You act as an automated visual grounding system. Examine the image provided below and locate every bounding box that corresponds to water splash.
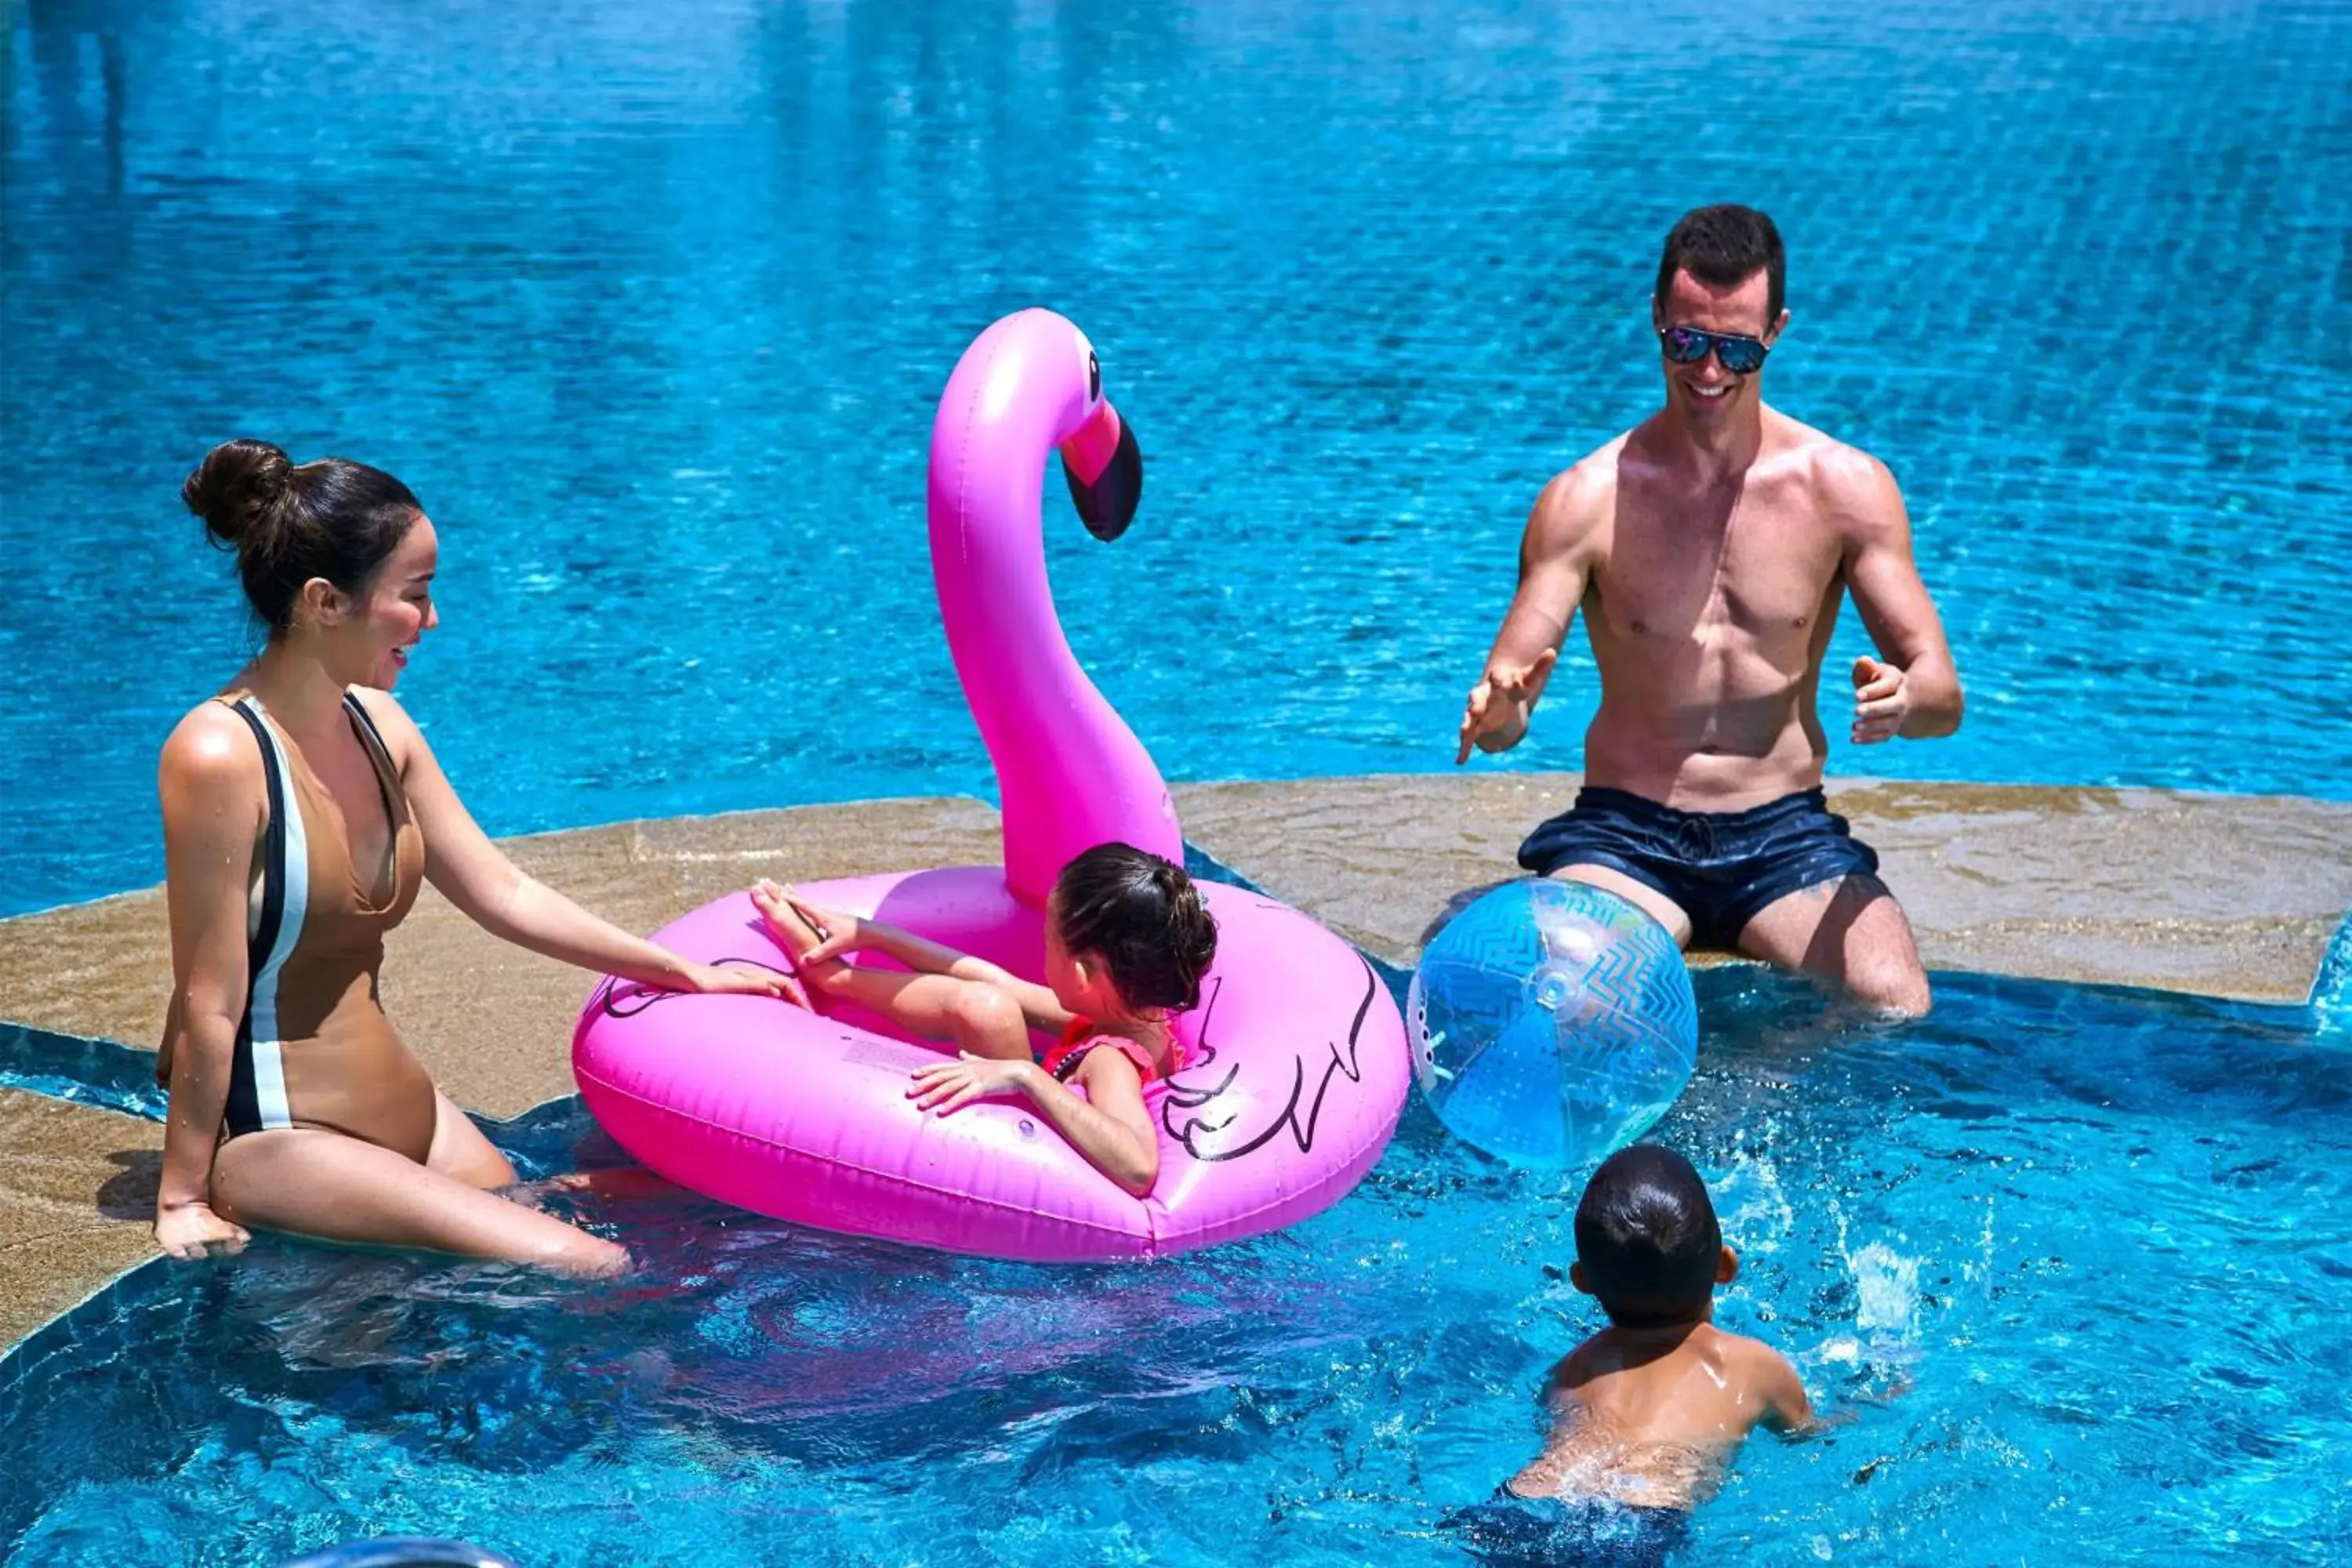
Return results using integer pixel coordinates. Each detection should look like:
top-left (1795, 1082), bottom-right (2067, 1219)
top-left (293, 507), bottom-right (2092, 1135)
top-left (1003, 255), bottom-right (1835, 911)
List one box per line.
top-left (1845, 1242), bottom-right (1921, 1339)
top-left (2312, 910), bottom-right (2352, 1037)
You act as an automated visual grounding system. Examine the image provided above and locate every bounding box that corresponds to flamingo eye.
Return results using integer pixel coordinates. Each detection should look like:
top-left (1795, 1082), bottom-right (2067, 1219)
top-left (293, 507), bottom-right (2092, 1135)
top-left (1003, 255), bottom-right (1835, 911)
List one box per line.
top-left (1087, 351), bottom-right (1101, 404)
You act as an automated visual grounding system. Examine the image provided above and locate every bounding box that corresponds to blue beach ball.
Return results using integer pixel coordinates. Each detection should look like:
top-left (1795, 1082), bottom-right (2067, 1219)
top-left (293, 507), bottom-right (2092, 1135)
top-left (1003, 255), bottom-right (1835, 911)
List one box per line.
top-left (1407, 880), bottom-right (1698, 1169)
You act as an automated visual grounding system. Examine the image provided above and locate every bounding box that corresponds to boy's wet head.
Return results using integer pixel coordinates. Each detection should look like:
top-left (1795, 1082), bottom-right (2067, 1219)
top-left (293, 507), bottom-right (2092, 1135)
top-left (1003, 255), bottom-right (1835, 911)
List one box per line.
top-left (1573, 1145), bottom-right (1724, 1329)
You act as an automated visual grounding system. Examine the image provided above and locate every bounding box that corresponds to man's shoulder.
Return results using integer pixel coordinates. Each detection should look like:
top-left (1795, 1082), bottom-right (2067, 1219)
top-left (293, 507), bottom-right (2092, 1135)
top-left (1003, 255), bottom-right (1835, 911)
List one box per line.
top-left (1759, 412), bottom-right (1904, 544)
top-left (1531, 435), bottom-right (1631, 537)
top-left (1766, 408), bottom-right (1897, 499)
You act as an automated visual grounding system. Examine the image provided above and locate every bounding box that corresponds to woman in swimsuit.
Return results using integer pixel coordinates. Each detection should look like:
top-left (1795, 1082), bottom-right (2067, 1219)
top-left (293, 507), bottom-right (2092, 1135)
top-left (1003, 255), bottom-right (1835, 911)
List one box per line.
top-left (154, 439), bottom-right (800, 1275)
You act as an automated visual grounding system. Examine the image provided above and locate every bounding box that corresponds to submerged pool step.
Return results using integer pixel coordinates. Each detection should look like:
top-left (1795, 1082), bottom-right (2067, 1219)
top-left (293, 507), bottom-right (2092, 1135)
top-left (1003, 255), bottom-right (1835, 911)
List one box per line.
top-left (278, 1540), bottom-right (520, 1568)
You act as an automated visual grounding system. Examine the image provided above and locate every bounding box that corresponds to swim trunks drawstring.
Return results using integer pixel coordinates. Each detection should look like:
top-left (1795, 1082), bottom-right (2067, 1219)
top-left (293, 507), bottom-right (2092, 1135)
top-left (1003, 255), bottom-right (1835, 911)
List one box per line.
top-left (1672, 814), bottom-right (1718, 864)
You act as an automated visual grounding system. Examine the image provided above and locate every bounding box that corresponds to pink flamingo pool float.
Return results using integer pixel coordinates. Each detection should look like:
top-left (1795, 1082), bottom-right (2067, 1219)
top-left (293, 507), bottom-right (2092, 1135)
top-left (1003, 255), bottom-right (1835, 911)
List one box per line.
top-left (572, 310), bottom-right (1410, 1261)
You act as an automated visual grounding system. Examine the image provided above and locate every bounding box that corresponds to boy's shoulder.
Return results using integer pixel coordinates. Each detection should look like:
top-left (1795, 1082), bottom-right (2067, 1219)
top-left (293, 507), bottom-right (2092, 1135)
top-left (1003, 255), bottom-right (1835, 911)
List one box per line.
top-left (1704, 1323), bottom-right (1780, 1358)
top-left (1548, 1331), bottom-right (1614, 1388)
top-left (1553, 1323), bottom-right (1796, 1388)
top-left (1688, 1324), bottom-right (1798, 1385)
top-left (1704, 1326), bottom-right (1814, 1428)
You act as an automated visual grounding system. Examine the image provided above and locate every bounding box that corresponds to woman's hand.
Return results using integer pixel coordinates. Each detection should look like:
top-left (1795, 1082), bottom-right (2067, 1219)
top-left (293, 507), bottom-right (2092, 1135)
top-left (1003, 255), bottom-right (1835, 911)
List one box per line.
top-left (154, 1200), bottom-right (250, 1261)
top-left (908, 1051), bottom-right (1036, 1116)
top-left (667, 958), bottom-right (810, 1009)
top-left (751, 880), bottom-right (882, 965)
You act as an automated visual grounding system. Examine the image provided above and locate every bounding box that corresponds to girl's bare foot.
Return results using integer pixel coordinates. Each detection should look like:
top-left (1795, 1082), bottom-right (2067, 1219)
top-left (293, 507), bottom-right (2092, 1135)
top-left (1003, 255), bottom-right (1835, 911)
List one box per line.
top-left (750, 880), bottom-right (827, 964)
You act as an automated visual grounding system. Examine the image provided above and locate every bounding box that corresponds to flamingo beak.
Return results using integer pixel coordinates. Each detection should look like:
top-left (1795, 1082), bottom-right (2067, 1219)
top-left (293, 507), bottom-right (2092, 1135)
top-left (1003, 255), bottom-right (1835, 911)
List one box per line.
top-left (1060, 397), bottom-right (1143, 542)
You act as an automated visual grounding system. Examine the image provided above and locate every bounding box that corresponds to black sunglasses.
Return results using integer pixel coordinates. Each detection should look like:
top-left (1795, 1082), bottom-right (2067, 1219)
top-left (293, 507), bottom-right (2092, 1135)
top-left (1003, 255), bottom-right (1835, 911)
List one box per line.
top-left (1658, 325), bottom-right (1770, 376)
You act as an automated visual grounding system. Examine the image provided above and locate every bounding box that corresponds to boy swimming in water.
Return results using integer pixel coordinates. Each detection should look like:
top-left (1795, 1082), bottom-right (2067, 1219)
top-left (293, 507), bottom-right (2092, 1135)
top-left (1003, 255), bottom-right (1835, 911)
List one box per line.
top-left (1451, 1144), bottom-right (1820, 1566)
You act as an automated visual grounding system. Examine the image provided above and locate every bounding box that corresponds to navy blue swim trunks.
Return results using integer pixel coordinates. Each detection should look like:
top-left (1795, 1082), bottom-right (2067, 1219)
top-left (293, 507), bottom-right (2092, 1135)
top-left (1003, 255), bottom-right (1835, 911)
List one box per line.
top-left (1441, 1487), bottom-right (1691, 1567)
top-left (1515, 786), bottom-right (1881, 952)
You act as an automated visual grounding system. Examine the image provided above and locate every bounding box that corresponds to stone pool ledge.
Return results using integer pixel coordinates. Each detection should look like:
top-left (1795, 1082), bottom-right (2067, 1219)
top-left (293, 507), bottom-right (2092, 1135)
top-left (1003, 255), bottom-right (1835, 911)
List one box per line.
top-left (3, 776), bottom-right (2347, 1353)
top-left (0, 1089), bottom-right (163, 1350)
top-left (1176, 775), bottom-right (2352, 1003)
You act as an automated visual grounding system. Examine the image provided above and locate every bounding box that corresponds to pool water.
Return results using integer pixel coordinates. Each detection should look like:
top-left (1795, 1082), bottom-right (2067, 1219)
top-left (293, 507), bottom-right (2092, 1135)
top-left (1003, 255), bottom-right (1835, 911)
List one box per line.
top-left (5, 0), bottom-right (2350, 915)
top-left (6, 966), bottom-right (2347, 1566)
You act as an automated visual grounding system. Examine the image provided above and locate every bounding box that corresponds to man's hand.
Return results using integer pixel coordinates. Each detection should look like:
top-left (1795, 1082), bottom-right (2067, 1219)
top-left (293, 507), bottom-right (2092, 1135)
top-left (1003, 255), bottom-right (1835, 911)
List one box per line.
top-left (1456, 648), bottom-right (1559, 765)
top-left (1851, 656), bottom-right (1912, 745)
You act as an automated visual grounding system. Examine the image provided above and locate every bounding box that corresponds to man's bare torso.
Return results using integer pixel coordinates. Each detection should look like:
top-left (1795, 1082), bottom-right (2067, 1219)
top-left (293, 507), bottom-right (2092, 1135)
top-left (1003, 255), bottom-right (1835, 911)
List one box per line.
top-left (1576, 405), bottom-right (1856, 811)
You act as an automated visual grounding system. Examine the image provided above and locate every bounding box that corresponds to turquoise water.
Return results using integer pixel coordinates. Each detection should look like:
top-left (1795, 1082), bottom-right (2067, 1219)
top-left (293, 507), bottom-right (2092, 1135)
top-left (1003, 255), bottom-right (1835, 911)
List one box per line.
top-left (4, 0), bottom-right (2350, 915)
top-left (6, 967), bottom-right (2347, 1565)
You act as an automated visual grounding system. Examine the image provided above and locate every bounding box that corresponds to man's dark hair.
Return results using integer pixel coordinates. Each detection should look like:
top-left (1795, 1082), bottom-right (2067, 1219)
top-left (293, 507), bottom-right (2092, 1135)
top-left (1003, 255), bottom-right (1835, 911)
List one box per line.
top-left (1574, 1145), bottom-right (1723, 1328)
top-left (1654, 205), bottom-right (1784, 322)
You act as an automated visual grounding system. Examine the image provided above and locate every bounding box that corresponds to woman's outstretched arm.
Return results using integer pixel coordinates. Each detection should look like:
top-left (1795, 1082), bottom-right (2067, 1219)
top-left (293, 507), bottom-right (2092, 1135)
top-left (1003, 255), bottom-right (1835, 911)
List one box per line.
top-left (349, 689), bottom-right (804, 1004)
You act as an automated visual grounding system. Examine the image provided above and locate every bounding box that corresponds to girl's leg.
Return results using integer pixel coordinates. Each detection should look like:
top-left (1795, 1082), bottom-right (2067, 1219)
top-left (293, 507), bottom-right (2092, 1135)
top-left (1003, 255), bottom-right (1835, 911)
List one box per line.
top-left (751, 885), bottom-right (1033, 1060)
top-left (211, 1127), bottom-right (628, 1276)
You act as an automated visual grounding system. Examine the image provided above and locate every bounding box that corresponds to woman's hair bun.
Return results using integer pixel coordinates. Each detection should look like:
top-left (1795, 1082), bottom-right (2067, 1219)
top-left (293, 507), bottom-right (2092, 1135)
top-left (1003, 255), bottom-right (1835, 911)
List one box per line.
top-left (183, 437), bottom-right (295, 550)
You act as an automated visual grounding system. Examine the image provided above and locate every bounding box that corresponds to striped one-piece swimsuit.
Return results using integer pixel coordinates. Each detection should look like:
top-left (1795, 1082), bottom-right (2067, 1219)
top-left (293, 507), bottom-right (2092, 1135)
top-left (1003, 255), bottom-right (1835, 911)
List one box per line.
top-left (169, 690), bottom-right (438, 1161)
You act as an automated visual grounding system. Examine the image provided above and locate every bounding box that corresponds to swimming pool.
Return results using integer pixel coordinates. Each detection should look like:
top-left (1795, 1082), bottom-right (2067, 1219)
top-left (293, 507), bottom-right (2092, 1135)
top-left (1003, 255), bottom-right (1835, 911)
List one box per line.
top-left (5, 965), bottom-right (2345, 1565)
top-left (5, 3), bottom-right (2349, 1561)
top-left (3, 0), bottom-right (2348, 916)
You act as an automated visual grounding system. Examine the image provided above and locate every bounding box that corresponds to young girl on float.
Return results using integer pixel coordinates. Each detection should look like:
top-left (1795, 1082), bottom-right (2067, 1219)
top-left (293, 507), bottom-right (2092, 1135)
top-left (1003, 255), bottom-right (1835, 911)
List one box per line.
top-left (750, 842), bottom-right (1217, 1198)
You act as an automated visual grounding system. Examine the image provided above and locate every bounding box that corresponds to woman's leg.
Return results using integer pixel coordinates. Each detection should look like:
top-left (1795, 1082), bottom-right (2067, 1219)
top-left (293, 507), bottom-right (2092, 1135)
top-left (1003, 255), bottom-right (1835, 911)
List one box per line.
top-left (751, 886), bottom-right (1033, 1060)
top-left (211, 1127), bottom-right (628, 1276)
top-left (426, 1090), bottom-right (519, 1189)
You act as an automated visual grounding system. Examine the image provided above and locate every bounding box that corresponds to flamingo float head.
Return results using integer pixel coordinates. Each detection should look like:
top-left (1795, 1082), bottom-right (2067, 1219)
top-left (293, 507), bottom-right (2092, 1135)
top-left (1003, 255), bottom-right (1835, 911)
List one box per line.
top-left (927, 310), bottom-right (1182, 906)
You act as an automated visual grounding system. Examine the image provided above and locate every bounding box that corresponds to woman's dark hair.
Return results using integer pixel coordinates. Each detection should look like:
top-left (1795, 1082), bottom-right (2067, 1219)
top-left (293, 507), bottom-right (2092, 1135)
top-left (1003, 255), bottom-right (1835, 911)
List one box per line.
top-left (1051, 842), bottom-right (1219, 1014)
top-left (1654, 203), bottom-right (1785, 321)
top-left (181, 438), bottom-right (423, 635)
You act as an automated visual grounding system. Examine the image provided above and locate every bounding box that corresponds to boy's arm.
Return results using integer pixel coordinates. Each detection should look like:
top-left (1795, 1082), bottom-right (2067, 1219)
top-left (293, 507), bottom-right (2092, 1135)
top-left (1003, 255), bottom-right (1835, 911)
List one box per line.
top-left (1756, 1348), bottom-right (1824, 1435)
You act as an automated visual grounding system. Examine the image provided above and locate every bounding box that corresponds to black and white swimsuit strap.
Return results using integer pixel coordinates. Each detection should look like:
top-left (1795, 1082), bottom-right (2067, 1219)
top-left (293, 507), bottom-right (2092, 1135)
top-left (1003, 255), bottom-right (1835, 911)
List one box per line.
top-left (221, 695), bottom-right (310, 1137)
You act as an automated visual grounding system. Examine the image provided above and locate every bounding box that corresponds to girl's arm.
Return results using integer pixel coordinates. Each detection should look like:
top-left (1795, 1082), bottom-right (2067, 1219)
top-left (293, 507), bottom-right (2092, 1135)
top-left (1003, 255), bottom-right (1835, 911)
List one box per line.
top-left (154, 707), bottom-right (263, 1258)
top-left (906, 1049), bottom-right (1160, 1196)
top-left (352, 690), bottom-right (801, 1003)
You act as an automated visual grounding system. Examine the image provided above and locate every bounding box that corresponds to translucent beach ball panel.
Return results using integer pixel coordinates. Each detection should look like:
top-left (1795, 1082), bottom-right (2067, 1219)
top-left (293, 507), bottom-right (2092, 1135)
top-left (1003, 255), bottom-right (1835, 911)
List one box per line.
top-left (1407, 880), bottom-right (1699, 1169)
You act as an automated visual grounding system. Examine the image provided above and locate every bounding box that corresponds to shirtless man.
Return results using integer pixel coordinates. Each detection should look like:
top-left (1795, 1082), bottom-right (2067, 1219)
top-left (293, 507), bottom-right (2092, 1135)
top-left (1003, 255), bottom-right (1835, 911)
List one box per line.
top-left (1457, 205), bottom-right (1962, 1015)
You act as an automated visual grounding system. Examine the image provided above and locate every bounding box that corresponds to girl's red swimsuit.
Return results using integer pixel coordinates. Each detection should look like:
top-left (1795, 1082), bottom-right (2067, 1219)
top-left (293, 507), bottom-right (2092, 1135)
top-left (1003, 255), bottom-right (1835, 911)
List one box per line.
top-left (1038, 1017), bottom-right (1177, 1084)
